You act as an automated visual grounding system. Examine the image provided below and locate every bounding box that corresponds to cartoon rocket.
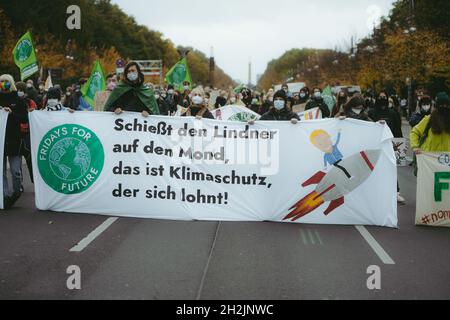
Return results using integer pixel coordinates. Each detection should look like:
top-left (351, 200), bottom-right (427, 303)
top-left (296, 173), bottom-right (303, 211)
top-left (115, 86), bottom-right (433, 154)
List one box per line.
top-left (284, 150), bottom-right (382, 221)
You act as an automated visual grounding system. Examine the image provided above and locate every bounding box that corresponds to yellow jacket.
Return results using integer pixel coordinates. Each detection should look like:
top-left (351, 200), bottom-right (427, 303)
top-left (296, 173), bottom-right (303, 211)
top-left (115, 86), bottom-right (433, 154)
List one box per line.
top-left (410, 115), bottom-right (450, 151)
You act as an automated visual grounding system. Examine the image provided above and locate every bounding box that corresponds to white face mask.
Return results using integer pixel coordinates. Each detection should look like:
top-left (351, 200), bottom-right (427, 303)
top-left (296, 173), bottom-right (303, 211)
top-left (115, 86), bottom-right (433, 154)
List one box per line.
top-left (47, 99), bottom-right (59, 107)
top-left (314, 92), bottom-right (321, 98)
top-left (127, 72), bottom-right (139, 82)
top-left (17, 91), bottom-right (25, 98)
top-left (184, 86), bottom-right (190, 90)
top-left (274, 100), bottom-right (285, 110)
top-left (168, 89), bottom-right (174, 95)
top-left (300, 93), bottom-right (306, 98)
top-left (155, 94), bottom-right (160, 99)
top-left (352, 108), bottom-right (363, 115)
top-left (39, 85), bottom-right (44, 90)
top-left (27, 83), bottom-right (33, 88)
top-left (422, 105), bottom-right (431, 112)
top-left (192, 96), bottom-right (203, 105)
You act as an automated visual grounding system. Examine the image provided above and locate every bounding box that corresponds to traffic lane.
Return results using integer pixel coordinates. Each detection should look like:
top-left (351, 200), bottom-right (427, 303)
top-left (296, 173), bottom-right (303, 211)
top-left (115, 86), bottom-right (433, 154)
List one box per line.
top-left (199, 221), bottom-right (392, 300)
top-left (72, 219), bottom-right (219, 300)
top-left (364, 167), bottom-right (450, 299)
top-left (0, 176), bottom-right (120, 299)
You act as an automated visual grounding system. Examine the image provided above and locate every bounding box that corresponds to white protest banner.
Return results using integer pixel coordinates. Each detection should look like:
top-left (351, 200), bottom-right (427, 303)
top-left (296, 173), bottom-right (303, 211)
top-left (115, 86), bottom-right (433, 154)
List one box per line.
top-left (416, 153), bottom-right (450, 227)
top-left (30, 112), bottom-right (397, 227)
top-left (392, 138), bottom-right (409, 166)
top-left (298, 107), bottom-right (322, 121)
top-left (213, 105), bottom-right (260, 122)
top-left (0, 110), bottom-right (8, 209)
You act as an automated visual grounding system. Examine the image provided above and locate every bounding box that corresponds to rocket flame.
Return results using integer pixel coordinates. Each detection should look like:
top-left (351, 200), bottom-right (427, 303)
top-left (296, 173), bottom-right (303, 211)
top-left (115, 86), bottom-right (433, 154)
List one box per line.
top-left (284, 191), bottom-right (325, 222)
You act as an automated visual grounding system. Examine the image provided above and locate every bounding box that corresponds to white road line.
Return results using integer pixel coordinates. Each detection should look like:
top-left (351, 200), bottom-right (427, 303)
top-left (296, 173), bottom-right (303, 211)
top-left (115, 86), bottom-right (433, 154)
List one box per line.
top-left (307, 229), bottom-right (316, 245)
top-left (300, 229), bottom-right (308, 245)
top-left (70, 217), bottom-right (118, 252)
top-left (314, 230), bottom-right (324, 246)
top-left (355, 226), bottom-right (395, 265)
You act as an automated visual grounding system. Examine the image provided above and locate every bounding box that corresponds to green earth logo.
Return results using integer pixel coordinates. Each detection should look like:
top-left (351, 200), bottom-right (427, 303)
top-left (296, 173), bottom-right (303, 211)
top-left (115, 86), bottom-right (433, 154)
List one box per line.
top-left (229, 112), bottom-right (258, 122)
top-left (15, 39), bottom-right (33, 62)
top-left (172, 63), bottom-right (187, 85)
top-left (38, 125), bottom-right (104, 194)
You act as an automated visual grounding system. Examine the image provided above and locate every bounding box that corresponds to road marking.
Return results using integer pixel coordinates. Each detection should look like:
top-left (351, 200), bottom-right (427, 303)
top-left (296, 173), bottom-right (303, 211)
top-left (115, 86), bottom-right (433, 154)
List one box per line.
top-left (300, 229), bottom-right (308, 245)
top-left (70, 217), bottom-right (118, 252)
top-left (355, 226), bottom-right (395, 265)
top-left (307, 229), bottom-right (316, 245)
top-left (196, 222), bottom-right (221, 300)
top-left (314, 230), bottom-right (324, 246)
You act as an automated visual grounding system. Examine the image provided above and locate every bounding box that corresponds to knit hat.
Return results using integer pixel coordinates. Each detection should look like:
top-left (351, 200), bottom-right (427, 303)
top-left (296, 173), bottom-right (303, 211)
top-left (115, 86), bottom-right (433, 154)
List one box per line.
top-left (273, 90), bottom-right (287, 103)
top-left (47, 87), bottom-right (61, 100)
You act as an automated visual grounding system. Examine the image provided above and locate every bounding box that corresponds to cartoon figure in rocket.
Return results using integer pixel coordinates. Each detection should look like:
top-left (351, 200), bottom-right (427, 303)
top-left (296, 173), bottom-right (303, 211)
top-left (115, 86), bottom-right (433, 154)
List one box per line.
top-left (284, 129), bottom-right (381, 221)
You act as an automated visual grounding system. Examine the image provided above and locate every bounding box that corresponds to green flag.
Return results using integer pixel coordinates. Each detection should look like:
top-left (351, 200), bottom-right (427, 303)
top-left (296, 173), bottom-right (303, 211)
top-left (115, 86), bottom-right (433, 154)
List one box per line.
top-left (233, 84), bottom-right (245, 93)
top-left (322, 85), bottom-right (336, 113)
top-left (12, 31), bottom-right (39, 81)
top-left (81, 60), bottom-right (106, 107)
top-left (165, 57), bottom-right (192, 91)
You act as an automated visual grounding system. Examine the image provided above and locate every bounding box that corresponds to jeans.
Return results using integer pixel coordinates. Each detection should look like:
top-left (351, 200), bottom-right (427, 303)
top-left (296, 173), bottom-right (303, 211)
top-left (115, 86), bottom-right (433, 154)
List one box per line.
top-left (3, 156), bottom-right (22, 197)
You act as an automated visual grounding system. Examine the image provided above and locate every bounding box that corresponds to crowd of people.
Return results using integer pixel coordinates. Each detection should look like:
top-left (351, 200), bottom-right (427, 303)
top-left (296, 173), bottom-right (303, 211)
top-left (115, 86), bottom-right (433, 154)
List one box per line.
top-left (1, 61), bottom-right (449, 210)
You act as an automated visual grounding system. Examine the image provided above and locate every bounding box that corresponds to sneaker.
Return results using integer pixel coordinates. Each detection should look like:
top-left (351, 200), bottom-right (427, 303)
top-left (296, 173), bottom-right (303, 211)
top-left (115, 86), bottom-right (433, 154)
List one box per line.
top-left (397, 193), bottom-right (406, 204)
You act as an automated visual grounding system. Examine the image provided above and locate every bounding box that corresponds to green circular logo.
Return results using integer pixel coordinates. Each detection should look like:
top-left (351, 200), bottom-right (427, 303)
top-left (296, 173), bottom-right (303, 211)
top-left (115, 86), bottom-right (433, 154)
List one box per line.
top-left (38, 125), bottom-right (104, 194)
top-left (229, 112), bottom-right (258, 122)
top-left (15, 39), bottom-right (33, 62)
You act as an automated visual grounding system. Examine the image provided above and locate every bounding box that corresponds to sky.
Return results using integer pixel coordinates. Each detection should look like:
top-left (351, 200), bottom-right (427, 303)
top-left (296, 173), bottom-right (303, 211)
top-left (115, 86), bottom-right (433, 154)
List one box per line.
top-left (111, 0), bottom-right (395, 84)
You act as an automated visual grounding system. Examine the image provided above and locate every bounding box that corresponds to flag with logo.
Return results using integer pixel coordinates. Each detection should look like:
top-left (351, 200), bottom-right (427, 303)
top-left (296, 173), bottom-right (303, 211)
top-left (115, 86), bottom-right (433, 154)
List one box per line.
top-left (12, 31), bottom-right (39, 81)
top-left (416, 153), bottom-right (450, 227)
top-left (165, 57), bottom-right (192, 92)
top-left (81, 61), bottom-right (106, 107)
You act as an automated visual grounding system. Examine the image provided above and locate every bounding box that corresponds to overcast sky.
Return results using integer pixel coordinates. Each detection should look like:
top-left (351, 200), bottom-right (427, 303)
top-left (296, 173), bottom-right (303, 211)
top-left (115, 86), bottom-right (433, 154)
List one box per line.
top-left (111, 0), bottom-right (395, 84)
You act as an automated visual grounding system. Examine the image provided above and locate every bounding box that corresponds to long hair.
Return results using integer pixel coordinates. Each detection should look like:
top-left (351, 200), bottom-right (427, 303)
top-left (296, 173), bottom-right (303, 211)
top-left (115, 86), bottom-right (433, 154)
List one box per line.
top-left (430, 108), bottom-right (450, 135)
top-left (124, 62), bottom-right (144, 86)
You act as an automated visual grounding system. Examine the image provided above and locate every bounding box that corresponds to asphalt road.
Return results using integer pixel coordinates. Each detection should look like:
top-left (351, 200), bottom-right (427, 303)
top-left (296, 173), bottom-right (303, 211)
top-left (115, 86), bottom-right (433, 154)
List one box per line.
top-left (0, 123), bottom-right (449, 300)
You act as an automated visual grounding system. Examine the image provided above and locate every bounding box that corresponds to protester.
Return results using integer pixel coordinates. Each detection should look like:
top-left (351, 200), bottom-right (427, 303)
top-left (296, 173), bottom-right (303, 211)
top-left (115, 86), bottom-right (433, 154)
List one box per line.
top-left (104, 62), bottom-right (159, 117)
top-left (181, 87), bottom-right (214, 119)
top-left (154, 89), bottom-right (171, 115)
top-left (240, 88), bottom-right (253, 107)
top-left (299, 87), bottom-right (309, 104)
top-left (259, 90), bottom-right (300, 122)
top-left (343, 94), bottom-right (371, 121)
top-left (409, 95), bottom-right (432, 128)
top-left (0, 74), bottom-right (28, 209)
top-left (43, 87), bottom-right (75, 112)
top-left (25, 79), bottom-right (38, 102)
top-left (214, 90), bottom-right (228, 109)
top-left (369, 91), bottom-right (403, 138)
top-left (411, 92), bottom-right (450, 154)
top-left (165, 84), bottom-right (179, 115)
top-left (332, 91), bottom-right (348, 117)
top-left (69, 80), bottom-right (92, 111)
top-left (305, 87), bottom-right (331, 118)
top-left (94, 73), bottom-right (118, 111)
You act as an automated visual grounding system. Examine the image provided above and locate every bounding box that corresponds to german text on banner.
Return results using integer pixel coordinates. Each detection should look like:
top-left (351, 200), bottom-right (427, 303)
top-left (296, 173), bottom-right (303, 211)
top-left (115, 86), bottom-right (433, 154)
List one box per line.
top-left (416, 153), bottom-right (450, 227)
top-left (0, 110), bottom-right (8, 209)
top-left (30, 112), bottom-right (398, 227)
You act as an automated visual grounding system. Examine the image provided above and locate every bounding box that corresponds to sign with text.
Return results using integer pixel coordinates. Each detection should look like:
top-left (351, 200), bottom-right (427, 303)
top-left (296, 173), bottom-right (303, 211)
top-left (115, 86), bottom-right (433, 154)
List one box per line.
top-left (30, 112), bottom-right (397, 227)
top-left (416, 153), bottom-right (450, 227)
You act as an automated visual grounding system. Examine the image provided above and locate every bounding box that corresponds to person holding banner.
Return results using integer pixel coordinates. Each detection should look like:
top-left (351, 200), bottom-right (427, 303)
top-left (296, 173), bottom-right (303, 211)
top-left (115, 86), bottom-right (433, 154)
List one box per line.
top-left (259, 90), bottom-right (299, 123)
top-left (104, 62), bottom-right (159, 117)
top-left (343, 95), bottom-right (372, 121)
top-left (411, 92), bottom-right (450, 154)
top-left (0, 74), bottom-right (28, 209)
top-left (305, 87), bottom-right (331, 118)
top-left (181, 88), bottom-right (214, 119)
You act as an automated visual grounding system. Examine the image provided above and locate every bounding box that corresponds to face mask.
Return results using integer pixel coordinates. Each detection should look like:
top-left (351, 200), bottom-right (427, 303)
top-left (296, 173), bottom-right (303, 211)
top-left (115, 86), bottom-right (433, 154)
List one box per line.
top-left (352, 108), bottom-right (363, 115)
top-left (192, 96), bottom-right (203, 105)
top-left (47, 99), bottom-right (59, 107)
top-left (127, 72), bottom-right (139, 82)
top-left (0, 81), bottom-right (11, 92)
top-left (300, 93), bottom-right (306, 98)
top-left (252, 99), bottom-right (258, 105)
top-left (283, 88), bottom-right (288, 93)
top-left (314, 92), bottom-right (321, 98)
top-left (184, 86), bottom-right (190, 91)
top-left (27, 83), bottom-right (33, 89)
top-left (107, 82), bottom-right (117, 91)
top-left (168, 89), bottom-right (174, 95)
top-left (155, 94), bottom-right (160, 99)
top-left (161, 94), bottom-right (167, 99)
top-left (422, 105), bottom-right (431, 112)
top-left (17, 91), bottom-right (25, 98)
top-left (274, 100), bottom-right (285, 110)
top-left (39, 85), bottom-right (44, 90)
top-left (66, 92), bottom-right (71, 96)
